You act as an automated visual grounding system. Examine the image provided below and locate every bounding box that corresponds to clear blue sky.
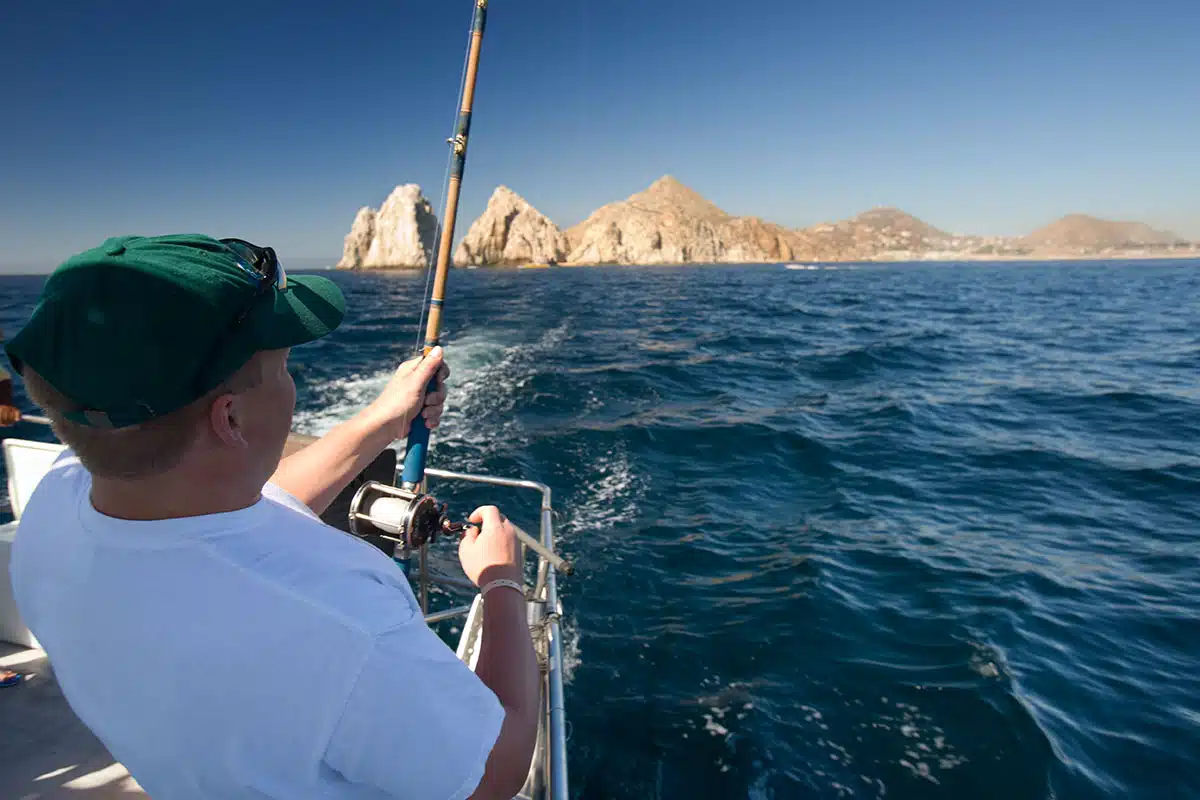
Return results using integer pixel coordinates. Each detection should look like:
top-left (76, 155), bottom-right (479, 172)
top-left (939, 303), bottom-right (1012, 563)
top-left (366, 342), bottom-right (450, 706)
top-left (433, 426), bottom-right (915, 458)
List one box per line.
top-left (2, 0), bottom-right (1197, 271)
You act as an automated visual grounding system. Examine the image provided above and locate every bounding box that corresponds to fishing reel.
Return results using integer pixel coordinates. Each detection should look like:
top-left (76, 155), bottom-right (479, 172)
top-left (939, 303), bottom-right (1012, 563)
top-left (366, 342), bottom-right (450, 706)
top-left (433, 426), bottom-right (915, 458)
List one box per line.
top-left (347, 481), bottom-right (458, 559)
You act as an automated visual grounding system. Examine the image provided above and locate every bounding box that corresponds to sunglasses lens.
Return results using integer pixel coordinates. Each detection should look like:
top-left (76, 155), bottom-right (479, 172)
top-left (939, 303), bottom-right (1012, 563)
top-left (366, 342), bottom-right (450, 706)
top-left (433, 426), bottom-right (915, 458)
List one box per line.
top-left (224, 241), bottom-right (264, 276)
top-left (221, 239), bottom-right (286, 292)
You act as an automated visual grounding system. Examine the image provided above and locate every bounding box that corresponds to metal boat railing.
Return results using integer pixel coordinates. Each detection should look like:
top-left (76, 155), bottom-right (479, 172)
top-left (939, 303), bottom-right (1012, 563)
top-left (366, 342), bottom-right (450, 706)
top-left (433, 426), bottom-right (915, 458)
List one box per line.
top-left (415, 467), bottom-right (569, 800)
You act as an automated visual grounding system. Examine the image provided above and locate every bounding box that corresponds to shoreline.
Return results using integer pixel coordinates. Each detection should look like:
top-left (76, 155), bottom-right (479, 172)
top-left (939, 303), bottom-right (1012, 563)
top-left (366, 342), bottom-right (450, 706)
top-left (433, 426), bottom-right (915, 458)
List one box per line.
top-left (332, 251), bottom-right (1200, 272)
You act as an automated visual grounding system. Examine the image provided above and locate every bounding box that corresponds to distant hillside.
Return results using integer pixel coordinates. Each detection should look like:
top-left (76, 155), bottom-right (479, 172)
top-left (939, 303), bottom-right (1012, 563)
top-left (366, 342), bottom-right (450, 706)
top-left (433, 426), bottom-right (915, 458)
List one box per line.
top-left (1023, 214), bottom-right (1185, 250)
top-left (847, 207), bottom-right (951, 243)
top-left (796, 207), bottom-right (957, 260)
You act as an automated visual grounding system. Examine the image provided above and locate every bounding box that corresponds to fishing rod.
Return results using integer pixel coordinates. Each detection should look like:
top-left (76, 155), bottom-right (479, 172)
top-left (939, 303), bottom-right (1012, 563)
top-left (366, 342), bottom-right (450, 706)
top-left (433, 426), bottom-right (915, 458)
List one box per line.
top-left (401, 0), bottom-right (489, 494)
top-left (345, 0), bottom-right (492, 560)
top-left (299, 1), bottom-right (570, 580)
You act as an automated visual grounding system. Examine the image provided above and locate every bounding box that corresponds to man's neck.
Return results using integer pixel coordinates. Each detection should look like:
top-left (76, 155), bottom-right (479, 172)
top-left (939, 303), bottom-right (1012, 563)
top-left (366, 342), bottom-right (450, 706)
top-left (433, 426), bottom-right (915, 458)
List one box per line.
top-left (90, 469), bottom-right (262, 521)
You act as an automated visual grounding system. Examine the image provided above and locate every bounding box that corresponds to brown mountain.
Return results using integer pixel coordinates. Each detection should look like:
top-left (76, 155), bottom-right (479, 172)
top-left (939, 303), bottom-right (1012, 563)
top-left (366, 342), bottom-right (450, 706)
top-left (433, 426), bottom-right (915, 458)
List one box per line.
top-left (1022, 214), bottom-right (1185, 251)
top-left (565, 176), bottom-right (802, 264)
top-left (796, 207), bottom-right (955, 260)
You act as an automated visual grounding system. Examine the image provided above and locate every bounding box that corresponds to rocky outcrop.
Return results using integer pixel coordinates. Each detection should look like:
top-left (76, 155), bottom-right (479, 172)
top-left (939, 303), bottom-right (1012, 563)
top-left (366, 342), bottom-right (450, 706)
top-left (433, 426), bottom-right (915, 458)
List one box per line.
top-left (711, 218), bottom-right (800, 263)
top-left (339, 207), bottom-right (377, 268)
top-left (454, 186), bottom-right (568, 265)
top-left (565, 176), bottom-right (804, 264)
top-left (337, 184), bottom-right (438, 269)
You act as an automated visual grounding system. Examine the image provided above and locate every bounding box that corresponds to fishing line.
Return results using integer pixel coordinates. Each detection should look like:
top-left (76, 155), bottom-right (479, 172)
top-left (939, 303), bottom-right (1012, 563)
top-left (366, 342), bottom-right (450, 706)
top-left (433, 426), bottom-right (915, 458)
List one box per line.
top-left (415, 0), bottom-right (477, 354)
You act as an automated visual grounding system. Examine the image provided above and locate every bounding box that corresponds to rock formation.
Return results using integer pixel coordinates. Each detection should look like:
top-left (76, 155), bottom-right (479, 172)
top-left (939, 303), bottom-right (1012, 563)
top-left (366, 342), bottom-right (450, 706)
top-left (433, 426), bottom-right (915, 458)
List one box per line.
top-left (565, 176), bottom-right (804, 264)
top-left (454, 186), bottom-right (569, 265)
top-left (339, 178), bottom-right (1196, 268)
top-left (339, 207), bottom-right (377, 268)
top-left (337, 184), bottom-right (438, 269)
top-left (561, 179), bottom-right (1195, 263)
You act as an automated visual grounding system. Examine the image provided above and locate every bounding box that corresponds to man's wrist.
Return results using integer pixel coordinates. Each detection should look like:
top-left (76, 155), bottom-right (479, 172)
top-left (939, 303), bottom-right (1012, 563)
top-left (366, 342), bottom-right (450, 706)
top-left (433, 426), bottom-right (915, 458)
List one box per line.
top-left (480, 578), bottom-right (524, 600)
top-left (475, 565), bottom-right (523, 588)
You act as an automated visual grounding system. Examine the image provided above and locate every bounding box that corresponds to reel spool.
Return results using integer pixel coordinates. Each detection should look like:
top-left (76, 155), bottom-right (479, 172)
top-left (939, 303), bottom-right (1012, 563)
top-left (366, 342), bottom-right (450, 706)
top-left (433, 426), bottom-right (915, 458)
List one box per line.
top-left (348, 481), bottom-right (451, 559)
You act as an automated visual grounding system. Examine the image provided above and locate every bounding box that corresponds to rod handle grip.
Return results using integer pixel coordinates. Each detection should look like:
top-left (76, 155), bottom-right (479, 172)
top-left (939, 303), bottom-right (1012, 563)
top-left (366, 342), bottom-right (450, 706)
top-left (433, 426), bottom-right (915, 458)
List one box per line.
top-left (400, 375), bottom-right (438, 486)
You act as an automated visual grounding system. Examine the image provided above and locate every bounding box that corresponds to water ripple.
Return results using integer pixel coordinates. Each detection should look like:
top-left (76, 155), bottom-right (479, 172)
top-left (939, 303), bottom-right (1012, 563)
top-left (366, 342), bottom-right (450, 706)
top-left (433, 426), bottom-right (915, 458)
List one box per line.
top-left (3, 261), bottom-right (1198, 798)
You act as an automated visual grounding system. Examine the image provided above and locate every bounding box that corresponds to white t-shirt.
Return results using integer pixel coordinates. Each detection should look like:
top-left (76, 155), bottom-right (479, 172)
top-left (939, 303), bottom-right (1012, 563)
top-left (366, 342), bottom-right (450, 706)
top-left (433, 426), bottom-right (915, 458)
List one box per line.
top-left (10, 452), bottom-right (504, 799)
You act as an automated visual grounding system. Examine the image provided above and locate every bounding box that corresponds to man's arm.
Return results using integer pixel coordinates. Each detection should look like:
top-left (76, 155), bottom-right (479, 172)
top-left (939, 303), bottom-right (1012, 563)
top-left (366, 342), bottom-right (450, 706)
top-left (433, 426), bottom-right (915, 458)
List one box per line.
top-left (0, 368), bottom-right (21, 426)
top-left (321, 505), bottom-right (538, 800)
top-left (270, 416), bottom-right (394, 516)
top-left (460, 507), bottom-right (540, 799)
top-left (271, 348), bottom-right (447, 515)
top-left (470, 584), bottom-right (540, 799)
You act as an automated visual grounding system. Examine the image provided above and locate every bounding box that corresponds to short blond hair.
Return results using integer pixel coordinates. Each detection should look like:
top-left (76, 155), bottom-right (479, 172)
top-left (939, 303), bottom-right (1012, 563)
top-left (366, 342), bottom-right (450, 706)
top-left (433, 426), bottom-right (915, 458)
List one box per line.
top-left (24, 359), bottom-right (263, 480)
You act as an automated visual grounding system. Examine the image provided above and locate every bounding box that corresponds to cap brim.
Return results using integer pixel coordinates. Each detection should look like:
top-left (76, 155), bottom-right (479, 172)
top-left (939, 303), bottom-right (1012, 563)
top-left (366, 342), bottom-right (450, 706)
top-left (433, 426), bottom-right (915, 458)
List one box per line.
top-left (259, 274), bottom-right (346, 349)
top-left (197, 274), bottom-right (346, 394)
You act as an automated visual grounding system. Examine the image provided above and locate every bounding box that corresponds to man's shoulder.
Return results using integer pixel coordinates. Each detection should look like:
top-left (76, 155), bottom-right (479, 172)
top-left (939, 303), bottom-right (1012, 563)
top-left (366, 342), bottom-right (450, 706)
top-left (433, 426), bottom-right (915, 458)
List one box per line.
top-left (209, 486), bottom-right (423, 635)
top-left (17, 448), bottom-right (89, 515)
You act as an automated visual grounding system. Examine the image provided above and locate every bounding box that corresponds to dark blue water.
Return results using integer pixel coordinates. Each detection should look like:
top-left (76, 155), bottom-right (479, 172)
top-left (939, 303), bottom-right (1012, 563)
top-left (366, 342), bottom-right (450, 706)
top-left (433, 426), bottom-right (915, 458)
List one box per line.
top-left (3, 261), bottom-right (1198, 799)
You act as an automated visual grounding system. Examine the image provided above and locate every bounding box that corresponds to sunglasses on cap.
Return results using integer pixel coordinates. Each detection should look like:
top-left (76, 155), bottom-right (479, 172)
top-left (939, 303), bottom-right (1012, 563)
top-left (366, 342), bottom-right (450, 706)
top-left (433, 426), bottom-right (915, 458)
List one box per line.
top-left (221, 238), bottom-right (287, 293)
top-left (189, 238), bottom-right (288, 391)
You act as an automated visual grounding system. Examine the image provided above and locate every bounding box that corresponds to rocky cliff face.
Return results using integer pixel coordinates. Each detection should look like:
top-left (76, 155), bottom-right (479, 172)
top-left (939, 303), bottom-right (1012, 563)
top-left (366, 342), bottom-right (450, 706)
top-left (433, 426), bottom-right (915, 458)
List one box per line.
top-left (564, 176), bottom-right (803, 264)
top-left (454, 186), bottom-right (569, 265)
top-left (339, 207), bottom-right (377, 268)
top-left (337, 184), bottom-right (438, 269)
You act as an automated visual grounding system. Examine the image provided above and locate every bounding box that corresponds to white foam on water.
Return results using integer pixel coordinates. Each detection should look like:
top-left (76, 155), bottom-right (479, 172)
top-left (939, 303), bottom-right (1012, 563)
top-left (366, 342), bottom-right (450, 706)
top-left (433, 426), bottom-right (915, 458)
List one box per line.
top-left (292, 329), bottom-right (521, 447)
top-left (559, 617), bottom-right (582, 685)
top-left (565, 443), bottom-right (644, 535)
top-left (702, 712), bottom-right (730, 738)
top-left (432, 332), bottom-right (527, 454)
top-left (293, 370), bottom-right (395, 438)
top-left (428, 322), bottom-right (569, 458)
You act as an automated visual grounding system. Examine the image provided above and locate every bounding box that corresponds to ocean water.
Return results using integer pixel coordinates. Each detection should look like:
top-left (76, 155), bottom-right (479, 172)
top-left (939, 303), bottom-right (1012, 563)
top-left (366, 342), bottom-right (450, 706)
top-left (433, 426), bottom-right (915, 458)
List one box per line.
top-left (2, 261), bottom-right (1198, 799)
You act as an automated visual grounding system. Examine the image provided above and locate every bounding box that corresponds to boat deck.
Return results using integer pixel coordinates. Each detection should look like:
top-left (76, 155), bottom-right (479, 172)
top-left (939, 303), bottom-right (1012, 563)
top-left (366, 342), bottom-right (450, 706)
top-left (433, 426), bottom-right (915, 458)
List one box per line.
top-left (0, 642), bottom-right (146, 798)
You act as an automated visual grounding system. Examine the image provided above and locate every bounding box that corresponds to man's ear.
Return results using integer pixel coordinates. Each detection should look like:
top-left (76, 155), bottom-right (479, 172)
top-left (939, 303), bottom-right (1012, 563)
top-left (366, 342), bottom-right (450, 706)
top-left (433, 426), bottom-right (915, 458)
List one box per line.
top-left (208, 393), bottom-right (248, 448)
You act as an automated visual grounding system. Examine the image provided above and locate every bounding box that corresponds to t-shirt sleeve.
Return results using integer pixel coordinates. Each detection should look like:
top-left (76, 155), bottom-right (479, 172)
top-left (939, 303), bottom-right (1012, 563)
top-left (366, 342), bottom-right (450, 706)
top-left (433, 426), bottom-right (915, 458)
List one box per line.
top-left (262, 481), bottom-right (322, 522)
top-left (324, 618), bottom-right (506, 800)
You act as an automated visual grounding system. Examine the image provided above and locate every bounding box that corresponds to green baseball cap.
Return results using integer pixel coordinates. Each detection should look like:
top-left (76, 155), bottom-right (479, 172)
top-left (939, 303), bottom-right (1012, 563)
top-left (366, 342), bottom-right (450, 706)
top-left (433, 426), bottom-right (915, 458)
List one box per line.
top-left (5, 234), bottom-right (345, 428)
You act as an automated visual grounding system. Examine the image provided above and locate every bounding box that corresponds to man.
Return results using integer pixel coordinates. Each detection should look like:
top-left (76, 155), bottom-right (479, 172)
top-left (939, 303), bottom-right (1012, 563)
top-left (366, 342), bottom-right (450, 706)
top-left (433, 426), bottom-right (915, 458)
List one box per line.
top-left (1, 331), bottom-right (22, 688)
top-left (0, 336), bottom-right (20, 426)
top-left (5, 235), bottom-right (539, 798)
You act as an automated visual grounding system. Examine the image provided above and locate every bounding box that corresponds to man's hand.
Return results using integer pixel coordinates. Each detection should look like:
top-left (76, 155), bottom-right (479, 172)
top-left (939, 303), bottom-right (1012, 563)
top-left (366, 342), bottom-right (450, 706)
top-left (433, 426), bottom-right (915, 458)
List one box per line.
top-left (0, 405), bottom-right (21, 427)
top-left (459, 506), bottom-right (523, 588)
top-left (271, 348), bottom-right (449, 516)
top-left (362, 347), bottom-right (450, 441)
top-left (463, 505), bottom-right (539, 800)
